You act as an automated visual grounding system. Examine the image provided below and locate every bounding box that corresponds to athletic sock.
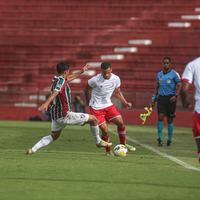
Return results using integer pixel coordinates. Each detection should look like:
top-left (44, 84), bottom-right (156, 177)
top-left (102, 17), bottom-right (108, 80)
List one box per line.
top-left (167, 123), bottom-right (174, 142)
top-left (157, 121), bottom-right (163, 141)
top-left (102, 135), bottom-right (111, 152)
top-left (117, 127), bottom-right (126, 145)
top-left (32, 135), bottom-right (53, 153)
top-left (90, 125), bottom-right (101, 144)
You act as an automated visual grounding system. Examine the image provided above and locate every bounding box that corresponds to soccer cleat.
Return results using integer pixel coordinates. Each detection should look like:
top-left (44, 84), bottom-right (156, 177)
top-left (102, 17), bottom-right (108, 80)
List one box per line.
top-left (26, 148), bottom-right (34, 155)
top-left (125, 144), bottom-right (136, 152)
top-left (96, 140), bottom-right (112, 148)
top-left (157, 138), bottom-right (163, 146)
top-left (167, 140), bottom-right (172, 146)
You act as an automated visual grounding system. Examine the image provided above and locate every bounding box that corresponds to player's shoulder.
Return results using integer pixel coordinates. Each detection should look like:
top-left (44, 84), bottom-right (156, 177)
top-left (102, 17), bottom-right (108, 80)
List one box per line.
top-left (88, 74), bottom-right (101, 84)
top-left (170, 69), bottom-right (180, 77)
top-left (157, 70), bottom-right (163, 76)
top-left (187, 57), bottom-right (200, 68)
top-left (111, 73), bottom-right (120, 80)
top-left (56, 75), bottom-right (66, 84)
top-left (171, 69), bottom-right (178, 74)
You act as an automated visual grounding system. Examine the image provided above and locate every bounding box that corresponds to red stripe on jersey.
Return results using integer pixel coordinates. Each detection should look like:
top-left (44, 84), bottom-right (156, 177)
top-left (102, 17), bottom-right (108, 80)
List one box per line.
top-left (182, 78), bottom-right (190, 83)
top-left (59, 81), bottom-right (70, 116)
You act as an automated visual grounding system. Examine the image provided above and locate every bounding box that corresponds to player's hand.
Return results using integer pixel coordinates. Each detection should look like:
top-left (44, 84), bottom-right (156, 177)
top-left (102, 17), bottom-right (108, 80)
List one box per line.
top-left (38, 103), bottom-right (48, 112)
top-left (169, 95), bottom-right (177, 103)
top-left (125, 102), bottom-right (132, 109)
top-left (151, 95), bottom-right (157, 103)
top-left (82, 64), bottom-right (89, 73)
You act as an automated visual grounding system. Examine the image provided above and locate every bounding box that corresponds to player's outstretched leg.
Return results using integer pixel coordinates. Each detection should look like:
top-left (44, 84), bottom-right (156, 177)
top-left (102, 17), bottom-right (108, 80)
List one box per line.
top-left (26, 132), bottom-right (61, 155)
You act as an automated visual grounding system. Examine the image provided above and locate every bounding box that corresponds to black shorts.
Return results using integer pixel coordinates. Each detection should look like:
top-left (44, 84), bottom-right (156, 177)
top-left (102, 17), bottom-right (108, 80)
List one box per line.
top-left (157, 95), bottom-right (176, 118)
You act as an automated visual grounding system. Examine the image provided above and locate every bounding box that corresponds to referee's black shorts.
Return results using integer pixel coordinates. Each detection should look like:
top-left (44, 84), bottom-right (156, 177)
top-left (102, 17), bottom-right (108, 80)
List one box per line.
top-left (157, 95), bottom-right (176, 118)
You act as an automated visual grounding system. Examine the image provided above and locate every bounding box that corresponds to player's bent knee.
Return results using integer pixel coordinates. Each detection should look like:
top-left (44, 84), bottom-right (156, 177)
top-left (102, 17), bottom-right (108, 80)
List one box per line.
top-left (88, 114), bottom-right (98, 126)
top-left (168, 118), bottom-right (173, 124)
top-left (51, 131), bottom-right (61, 140)
top-left (117, 123), bottom-right (125, 130)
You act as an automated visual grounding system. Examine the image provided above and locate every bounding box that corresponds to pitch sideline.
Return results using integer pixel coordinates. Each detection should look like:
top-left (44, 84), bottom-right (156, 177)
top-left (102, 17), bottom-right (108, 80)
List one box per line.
top-left (111, 131), bottom-right (200, 172)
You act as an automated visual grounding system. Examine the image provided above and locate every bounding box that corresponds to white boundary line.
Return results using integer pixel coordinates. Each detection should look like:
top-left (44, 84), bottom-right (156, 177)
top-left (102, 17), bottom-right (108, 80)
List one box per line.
top-left (111, 131), bottom-right (200, 172)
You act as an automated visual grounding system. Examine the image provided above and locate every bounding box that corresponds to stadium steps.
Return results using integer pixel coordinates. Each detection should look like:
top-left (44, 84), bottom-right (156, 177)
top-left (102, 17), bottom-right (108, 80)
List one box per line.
top-left (0, 0), bottom-right (200, 107)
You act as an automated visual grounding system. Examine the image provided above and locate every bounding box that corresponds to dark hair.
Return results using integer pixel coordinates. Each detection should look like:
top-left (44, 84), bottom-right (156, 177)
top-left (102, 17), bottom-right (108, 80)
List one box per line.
top-left (101, 62), bottom-right (111, 70)
top-left (163, 57), bottom-right (171, 63)
top-left (56, 61), bottom-right (69, 74)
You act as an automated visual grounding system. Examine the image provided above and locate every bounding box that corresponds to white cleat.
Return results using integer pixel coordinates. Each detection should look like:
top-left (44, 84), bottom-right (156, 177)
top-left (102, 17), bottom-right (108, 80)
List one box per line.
top-left (96, 140), bottom-right (112, 148)
top-left (26, 148), bottom-right (34, 155)
top-left (125, 144), bottom-right (136, 152)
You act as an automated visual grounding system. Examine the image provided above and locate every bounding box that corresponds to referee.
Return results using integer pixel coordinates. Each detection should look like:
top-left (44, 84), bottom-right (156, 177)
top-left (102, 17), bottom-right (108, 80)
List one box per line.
top-left (152, 57), bottom-right (181, 146)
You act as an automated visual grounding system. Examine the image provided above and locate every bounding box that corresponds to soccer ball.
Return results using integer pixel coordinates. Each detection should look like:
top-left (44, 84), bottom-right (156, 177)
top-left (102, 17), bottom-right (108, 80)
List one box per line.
top-left (113, 144), bottom-right (128, 157)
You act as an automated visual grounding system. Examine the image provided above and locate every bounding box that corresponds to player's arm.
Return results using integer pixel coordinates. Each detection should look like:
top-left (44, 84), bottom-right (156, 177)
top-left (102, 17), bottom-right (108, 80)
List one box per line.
top-left (84, 83), bottom-right (92, 105)
top-left (151, 81), bottom-right (159, 106)
top-left (114, 87), bottom-right (132, 109)
top-left (38, 90), bottom-right (59, 111)
top-left (169, 82), bottom-right (182, 102)
top-left (180, 81), bottom-right (191, 108)
top-left (67, 64), bottom-right (89, 82)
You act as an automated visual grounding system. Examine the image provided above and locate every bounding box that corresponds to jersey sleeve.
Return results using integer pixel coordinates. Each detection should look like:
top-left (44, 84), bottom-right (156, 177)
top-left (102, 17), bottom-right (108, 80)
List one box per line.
top-left (115, 76), bottom-right (121, 88)
top-left (54, 77), bottom-right (65, 92)
top-left (174, 71), bottom-right (181, 83)
top-left (182, 63), bottom-right (194, 84)
top-left (88, 76), bottom-right (96, 88)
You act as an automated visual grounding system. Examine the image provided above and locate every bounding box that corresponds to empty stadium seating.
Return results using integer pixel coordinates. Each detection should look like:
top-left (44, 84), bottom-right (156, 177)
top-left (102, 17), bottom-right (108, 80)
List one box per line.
top-left (0, 0), bottom-right (200, 118)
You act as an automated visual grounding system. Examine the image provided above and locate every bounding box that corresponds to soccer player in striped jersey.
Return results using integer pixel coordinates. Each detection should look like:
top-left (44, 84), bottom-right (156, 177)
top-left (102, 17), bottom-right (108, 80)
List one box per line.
top-left (26, 61), bottom-right (112, 154)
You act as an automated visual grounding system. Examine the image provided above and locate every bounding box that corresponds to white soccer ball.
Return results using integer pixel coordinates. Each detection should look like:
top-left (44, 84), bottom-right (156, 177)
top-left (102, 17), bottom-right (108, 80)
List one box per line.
top-left (113, 144), bottom-right (128, 157)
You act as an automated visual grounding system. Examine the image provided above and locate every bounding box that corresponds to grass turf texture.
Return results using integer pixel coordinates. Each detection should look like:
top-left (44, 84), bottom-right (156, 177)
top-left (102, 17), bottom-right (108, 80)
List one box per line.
top-left (0, 121), bottom-right (200, 200)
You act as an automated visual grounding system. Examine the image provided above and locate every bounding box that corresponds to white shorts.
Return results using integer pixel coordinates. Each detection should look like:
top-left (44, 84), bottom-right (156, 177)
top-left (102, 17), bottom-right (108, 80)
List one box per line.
top-left (51, 112), bottom-right (89, 132)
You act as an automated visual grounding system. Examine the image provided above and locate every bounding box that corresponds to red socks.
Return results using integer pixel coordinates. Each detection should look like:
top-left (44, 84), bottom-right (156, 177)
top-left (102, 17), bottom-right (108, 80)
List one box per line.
top-left (102, 135), bottom-right (111, 152)
top-left (117, 127), bottom-right (126, 145)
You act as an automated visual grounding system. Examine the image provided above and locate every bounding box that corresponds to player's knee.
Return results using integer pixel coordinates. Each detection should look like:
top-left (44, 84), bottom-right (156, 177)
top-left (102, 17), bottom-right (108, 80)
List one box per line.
top-left (158, 114), bottom-right (164, 121)
top-left (89, 115), bottom-right (98, 126)
top-left (117, 124), bottom-right (124, 130)
top-left (168, 118), bottom-right (173, 124)
top-left (51, 132), bottom-right (61, 140)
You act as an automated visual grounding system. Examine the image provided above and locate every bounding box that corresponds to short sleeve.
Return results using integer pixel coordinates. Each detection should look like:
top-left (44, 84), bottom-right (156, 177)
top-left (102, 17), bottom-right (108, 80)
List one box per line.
top-left (115, 76), bottom-right (121, 88)
top-left (88, 76), bottom-right (97, 88)
top-left (174, 71), bottom-right (181, 83)
top-left (182, 63), bottom-right (194, 84)
top-left (54, 77), bottom-right (65, 92)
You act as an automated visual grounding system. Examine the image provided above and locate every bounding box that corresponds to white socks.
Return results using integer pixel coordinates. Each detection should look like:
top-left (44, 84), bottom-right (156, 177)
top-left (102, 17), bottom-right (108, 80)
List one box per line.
top-left (31, 126), bottom-right (101, 153)
top-left (90, 126), bottom-right (101, 144)
top-left (32, 135), bottom-right (53, 153)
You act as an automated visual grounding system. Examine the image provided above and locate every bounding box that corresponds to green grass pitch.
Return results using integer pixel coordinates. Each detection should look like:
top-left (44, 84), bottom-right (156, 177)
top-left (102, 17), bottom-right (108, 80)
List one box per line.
top-left (0, 120), bottom-right (200, 200)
